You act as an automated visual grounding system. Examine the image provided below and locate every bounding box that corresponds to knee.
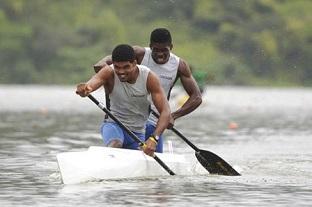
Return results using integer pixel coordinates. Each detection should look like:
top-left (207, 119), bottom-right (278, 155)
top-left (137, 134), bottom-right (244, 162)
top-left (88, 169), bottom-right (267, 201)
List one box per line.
top-left (106, 139), bottom-right (122, 148)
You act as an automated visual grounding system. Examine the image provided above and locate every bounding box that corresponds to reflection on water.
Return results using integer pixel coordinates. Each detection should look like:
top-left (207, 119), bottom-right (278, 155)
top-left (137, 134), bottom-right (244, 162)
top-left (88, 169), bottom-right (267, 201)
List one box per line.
top-left (1, 85), bottom-right (312, 206)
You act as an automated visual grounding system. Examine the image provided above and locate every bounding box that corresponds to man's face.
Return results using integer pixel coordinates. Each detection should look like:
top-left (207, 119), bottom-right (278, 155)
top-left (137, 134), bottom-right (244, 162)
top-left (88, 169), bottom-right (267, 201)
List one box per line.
top-left (113, 61), bottom-right (137, 82)
top-left (150, 42), bottom-right (172, 64)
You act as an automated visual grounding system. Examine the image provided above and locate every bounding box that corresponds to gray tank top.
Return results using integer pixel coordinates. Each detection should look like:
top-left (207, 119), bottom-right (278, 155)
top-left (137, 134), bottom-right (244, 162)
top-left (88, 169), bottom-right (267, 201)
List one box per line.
top-left (107, 65), bottom-right (151, 133)
top-left (141, 47), bottom-right (180, 124)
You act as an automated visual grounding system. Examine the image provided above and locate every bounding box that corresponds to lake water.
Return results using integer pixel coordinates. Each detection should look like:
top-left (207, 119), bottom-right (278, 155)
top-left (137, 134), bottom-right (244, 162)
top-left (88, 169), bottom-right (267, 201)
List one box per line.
top-left (0, 85), bottom-right (312, 206)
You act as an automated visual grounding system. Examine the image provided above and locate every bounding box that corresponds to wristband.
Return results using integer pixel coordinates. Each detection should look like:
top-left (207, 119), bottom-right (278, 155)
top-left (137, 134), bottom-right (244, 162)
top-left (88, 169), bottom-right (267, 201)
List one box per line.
top-left (149, 134), bottom-right (159, 144)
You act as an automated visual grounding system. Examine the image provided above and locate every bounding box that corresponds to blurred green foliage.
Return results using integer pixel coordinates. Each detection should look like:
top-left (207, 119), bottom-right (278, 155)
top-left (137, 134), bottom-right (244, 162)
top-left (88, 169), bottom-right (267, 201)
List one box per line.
top-left (0, 0), bottom-right (311, 86)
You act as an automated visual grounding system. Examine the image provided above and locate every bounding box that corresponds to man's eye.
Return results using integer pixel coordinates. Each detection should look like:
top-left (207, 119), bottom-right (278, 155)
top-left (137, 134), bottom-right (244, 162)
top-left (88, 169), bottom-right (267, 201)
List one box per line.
top-left (154, 49), bottom-right (167, 53)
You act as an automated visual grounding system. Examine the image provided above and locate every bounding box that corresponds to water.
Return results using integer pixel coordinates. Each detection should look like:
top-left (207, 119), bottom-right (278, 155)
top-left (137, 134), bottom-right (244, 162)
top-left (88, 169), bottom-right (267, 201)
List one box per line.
top-left (0, 85), bottom-right (312, 206)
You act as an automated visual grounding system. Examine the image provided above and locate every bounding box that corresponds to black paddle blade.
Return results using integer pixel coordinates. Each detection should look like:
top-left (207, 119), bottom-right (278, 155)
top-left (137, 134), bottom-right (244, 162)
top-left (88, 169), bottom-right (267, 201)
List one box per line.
top-left (195, 150), bottom-right (240, 176)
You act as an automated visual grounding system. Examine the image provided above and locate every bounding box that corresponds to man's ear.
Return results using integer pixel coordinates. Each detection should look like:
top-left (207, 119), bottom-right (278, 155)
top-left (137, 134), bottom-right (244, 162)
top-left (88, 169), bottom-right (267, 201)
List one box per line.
top-left (133, 59), bottom-right (137, 66)
top-left (170, 43), bottom-right (173, 50)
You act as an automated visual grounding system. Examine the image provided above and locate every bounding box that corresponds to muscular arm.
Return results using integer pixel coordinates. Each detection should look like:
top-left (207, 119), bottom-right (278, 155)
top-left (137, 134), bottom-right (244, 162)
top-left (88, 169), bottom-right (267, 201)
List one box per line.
top-left (172, 59), bottom-right (202, 120)
top-left (147, 71), bottom-right (171, 136)
top-left (76, 65), bottom-right (114, 96)
top-left (93, 46), bottom-right (146, 73)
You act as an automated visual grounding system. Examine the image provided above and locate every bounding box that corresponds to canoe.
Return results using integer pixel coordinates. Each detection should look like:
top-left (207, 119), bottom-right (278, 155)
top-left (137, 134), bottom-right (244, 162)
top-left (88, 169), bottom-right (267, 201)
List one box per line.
top-left (57, 146), bottom-right (207, 184)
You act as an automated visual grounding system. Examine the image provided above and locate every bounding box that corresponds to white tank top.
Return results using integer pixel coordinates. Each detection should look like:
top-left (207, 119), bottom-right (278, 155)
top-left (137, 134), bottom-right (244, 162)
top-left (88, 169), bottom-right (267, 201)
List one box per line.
top-left (141, 47), bottom-right (180, 124)
top-left (107, 65), bottom-right (151, 133)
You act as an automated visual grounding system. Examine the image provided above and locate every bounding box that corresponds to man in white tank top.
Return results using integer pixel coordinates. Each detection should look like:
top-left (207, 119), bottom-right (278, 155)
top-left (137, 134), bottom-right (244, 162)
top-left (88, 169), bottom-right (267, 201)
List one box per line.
top-left (94, 28), bottom-right (202, 153)
top-left (76, 44), bottom-right (170, 157)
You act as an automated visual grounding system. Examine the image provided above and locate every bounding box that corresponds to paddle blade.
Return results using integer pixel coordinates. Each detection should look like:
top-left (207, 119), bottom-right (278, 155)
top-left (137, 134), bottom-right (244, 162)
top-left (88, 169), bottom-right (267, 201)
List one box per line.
top-left (195, 150), bottom-right (240, 176)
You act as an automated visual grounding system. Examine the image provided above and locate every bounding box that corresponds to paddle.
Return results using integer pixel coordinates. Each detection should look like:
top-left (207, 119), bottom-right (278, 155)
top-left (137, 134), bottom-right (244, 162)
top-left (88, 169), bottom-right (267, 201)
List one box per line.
top-left (151, 110), bottom-right (240, 176)
top-left (87, 94), bottom-right (175, 176)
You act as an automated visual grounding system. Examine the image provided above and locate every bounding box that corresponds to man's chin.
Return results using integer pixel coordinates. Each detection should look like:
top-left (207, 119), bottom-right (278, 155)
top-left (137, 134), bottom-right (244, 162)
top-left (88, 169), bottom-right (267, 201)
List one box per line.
top-left (118, 77), bottom-right (127, 82)
top-left (155, 59), bottom-right (167, 64)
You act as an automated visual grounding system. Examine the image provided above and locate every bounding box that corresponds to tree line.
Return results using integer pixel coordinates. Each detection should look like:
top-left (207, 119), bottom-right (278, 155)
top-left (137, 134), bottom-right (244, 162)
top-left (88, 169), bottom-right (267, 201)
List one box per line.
top-left (0, 0), bottom-right (311, 86)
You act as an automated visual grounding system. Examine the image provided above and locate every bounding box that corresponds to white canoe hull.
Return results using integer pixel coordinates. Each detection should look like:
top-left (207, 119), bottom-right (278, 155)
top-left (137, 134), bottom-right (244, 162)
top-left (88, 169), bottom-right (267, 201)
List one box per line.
top-left (57, 146), bottom-right (207, 184)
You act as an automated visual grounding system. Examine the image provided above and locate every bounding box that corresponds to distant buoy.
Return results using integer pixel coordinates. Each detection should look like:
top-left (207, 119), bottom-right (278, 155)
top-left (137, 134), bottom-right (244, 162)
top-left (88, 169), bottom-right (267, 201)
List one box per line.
top-left (228, 122), bottom-right (238, 130)
top-left (39, 107), bottom-right (48, 116)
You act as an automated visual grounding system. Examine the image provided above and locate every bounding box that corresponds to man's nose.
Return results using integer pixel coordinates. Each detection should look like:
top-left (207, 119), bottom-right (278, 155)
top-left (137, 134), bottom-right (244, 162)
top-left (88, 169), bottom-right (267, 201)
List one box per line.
top-left (117, 71), bottom-right (126, 75)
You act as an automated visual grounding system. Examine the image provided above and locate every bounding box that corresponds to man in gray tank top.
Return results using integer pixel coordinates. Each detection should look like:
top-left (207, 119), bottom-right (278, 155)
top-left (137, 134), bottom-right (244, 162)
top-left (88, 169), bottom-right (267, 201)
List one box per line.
top-left (76, 44), bottom-right (170, 157)
top-left (94, 28), bottom-right (202, 153)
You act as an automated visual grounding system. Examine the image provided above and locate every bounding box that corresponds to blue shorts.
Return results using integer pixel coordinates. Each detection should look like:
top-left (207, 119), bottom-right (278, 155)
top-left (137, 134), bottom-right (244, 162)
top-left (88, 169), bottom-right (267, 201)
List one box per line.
top-left (100, 122), bottom-right (145, 150)
top-left (145, 121), bottom-right (164, 153)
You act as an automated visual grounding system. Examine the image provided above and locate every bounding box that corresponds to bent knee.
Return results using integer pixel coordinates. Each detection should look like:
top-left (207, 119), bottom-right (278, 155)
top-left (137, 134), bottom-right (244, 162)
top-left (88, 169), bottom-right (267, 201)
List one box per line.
top-left (106, 139), bottom-right (122, 148)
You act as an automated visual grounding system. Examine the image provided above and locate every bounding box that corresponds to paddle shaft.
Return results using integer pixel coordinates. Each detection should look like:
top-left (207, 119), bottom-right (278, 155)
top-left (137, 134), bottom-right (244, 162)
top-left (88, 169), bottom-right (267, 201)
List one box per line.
top-left (151, 110), bottom-right (199, 151)
top-left (87, 94), bottom-right (175, 176)
top-left (170, 127), bottom-right (200, 152)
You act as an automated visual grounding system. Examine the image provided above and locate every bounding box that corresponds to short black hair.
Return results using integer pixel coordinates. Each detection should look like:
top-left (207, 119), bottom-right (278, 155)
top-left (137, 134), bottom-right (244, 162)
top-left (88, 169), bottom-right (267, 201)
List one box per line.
top-left (150, 28), bottom-right (172, 44)
top-left (112, 44), bottom-right (135, 62)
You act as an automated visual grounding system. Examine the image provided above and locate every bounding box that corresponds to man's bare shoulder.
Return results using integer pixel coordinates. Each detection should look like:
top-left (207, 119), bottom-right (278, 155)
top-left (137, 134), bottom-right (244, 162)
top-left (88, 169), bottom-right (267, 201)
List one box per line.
top-left (133, 46), bottom-right (146, 64)
top-left (98, 65), bottom-right (114, 77)
top-left (177, 58), bottom-right (192, 77)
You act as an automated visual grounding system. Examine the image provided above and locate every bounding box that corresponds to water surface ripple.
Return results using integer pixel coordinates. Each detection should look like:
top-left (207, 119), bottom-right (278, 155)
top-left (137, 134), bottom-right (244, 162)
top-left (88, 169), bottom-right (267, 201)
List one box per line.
top-left (0, 85), bottom-right (312, 206)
